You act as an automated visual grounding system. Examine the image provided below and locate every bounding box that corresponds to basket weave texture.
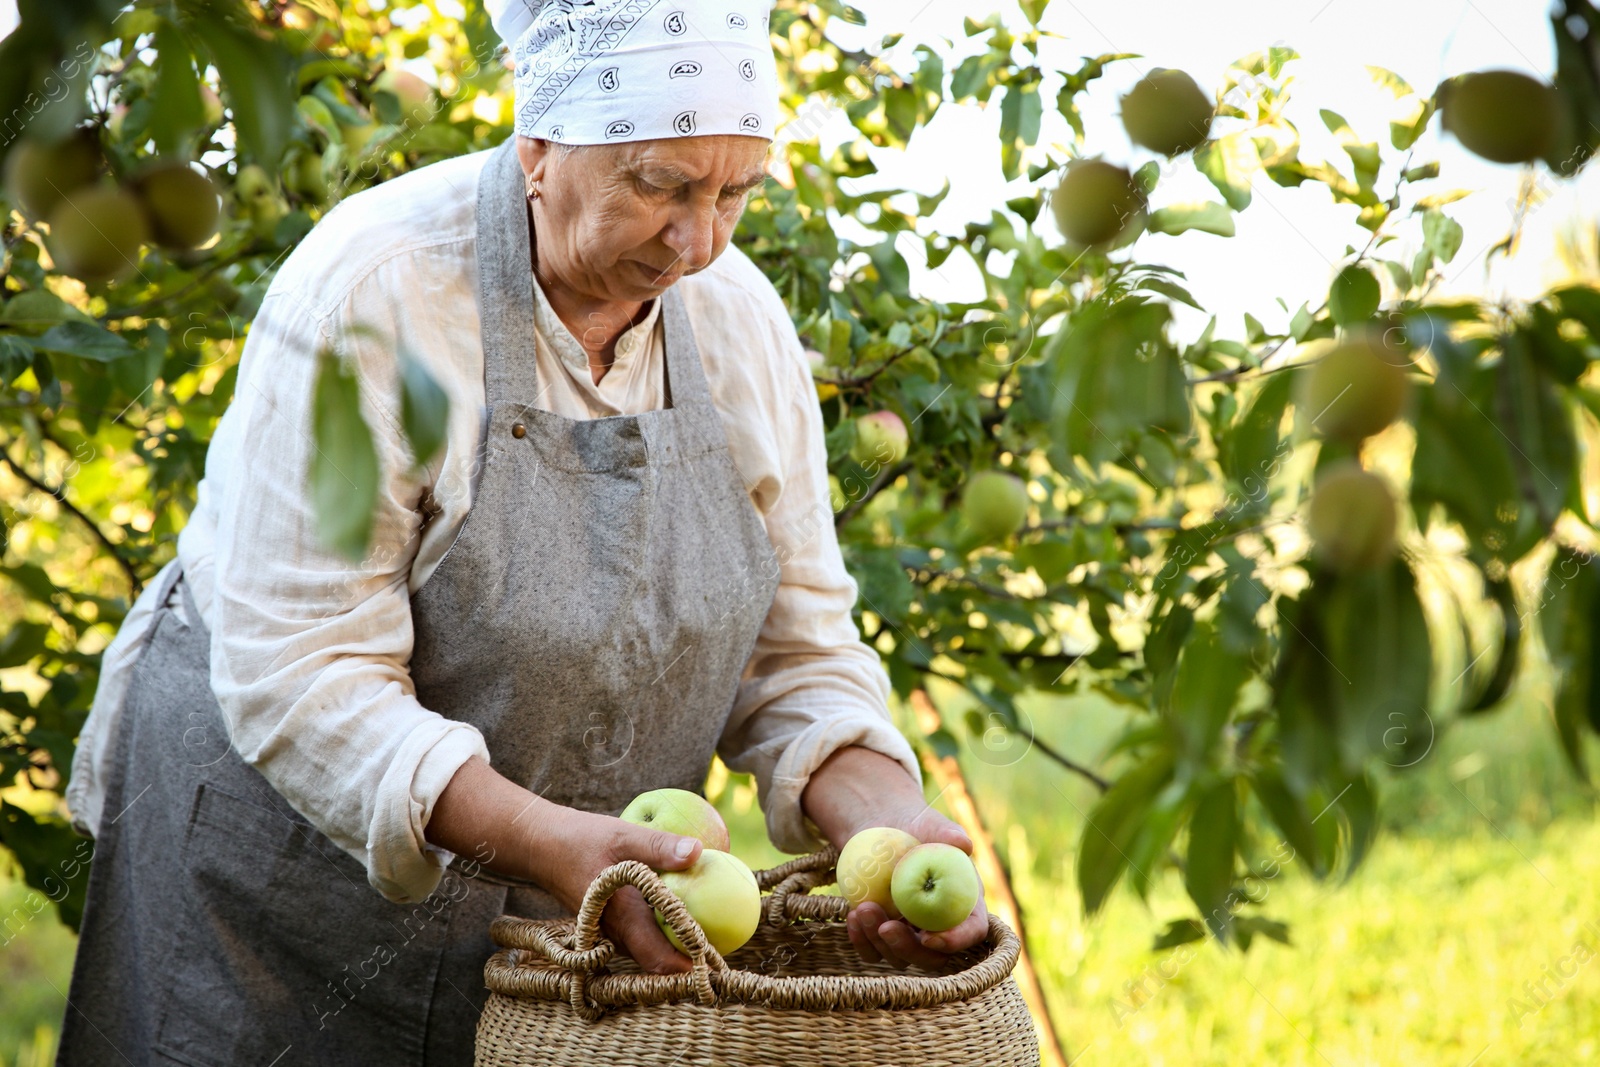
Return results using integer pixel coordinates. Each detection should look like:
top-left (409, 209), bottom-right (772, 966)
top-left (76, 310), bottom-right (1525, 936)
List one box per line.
top-left (474, 847), bottom-right (1041, 1067)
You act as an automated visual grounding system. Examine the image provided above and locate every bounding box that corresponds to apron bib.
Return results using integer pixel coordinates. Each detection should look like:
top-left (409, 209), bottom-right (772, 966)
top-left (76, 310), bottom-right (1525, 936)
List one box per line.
top-left (55, 138), bottom-right (780, 1067)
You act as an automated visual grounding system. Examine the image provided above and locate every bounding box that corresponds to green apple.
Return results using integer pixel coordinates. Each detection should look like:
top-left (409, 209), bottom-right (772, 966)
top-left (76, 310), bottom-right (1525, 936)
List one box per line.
top-left (133, 163), bottom-right (221, 250)
top-left (4, 130), bottom-right (101, 220)
top-left (654, 848), bottom-right (761, 956)
top-left (619, 787), bottom-right (729, 851)
top-left (45, 184), bottom-right (149, 282)
top-left (961, 470), bottom-right (1029, 542)
top-left (889, 842), bottom-right (982, 933)
top-left (836, 826), bottom-right (921, 920)
top-left (1050, 159), bottom-right (1145, 247)
top-left (850, 411), bottom-right (909, 466)
top-left (1120, 68), bottom-right (1214, 157)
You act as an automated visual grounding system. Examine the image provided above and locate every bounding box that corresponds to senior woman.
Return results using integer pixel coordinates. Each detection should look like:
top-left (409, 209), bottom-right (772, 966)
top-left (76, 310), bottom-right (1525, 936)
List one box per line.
top-left (56, 1), bottom-right (987, 1063)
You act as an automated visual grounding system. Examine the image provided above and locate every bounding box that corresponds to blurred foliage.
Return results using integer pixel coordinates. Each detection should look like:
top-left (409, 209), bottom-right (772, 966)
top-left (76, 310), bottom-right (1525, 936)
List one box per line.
top-left (5, 0), bottom-right (1600, 955)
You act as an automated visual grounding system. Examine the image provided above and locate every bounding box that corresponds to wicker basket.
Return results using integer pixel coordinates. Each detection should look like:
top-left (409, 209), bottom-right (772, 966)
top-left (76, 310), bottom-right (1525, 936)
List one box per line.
top-left (475, 847), bottom-right (1040, 1067)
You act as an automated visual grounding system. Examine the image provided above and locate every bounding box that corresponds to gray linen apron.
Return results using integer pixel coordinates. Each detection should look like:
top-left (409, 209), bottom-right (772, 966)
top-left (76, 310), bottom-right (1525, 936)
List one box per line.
top-left (55, 138), bottom-right (782, 1067)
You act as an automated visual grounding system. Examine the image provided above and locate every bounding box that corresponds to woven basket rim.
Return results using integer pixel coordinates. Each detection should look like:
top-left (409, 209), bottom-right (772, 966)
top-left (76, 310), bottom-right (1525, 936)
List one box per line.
top-left (482, 847), bottom-right (1022, 1020)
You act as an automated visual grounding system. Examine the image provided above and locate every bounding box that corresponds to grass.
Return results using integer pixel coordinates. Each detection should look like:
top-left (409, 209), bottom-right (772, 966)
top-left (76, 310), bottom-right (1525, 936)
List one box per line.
top-left (4, 683), bottom-right (1597, 1066)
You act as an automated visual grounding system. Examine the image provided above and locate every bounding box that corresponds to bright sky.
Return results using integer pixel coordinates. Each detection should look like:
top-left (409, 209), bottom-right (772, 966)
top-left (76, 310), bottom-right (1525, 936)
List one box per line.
top-left (821, 0), bottom-right (1585, 341)
top-left (0, 0), bottom-right (1586, 341)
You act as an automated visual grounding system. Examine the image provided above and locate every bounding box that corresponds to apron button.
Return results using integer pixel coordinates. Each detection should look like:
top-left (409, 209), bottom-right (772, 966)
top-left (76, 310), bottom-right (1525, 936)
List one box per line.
top-left (511, 422), bottom-right (527, 439)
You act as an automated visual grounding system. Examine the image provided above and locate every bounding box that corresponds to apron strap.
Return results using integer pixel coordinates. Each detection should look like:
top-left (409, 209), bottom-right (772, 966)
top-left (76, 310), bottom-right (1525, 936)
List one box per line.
top-left (475, 138), bottom-right (716, 410)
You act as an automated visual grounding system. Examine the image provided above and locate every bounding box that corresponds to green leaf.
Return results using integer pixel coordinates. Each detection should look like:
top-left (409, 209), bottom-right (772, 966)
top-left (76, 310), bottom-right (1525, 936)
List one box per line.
top-left (0, 289), bottom-right (97, 330)
top-left (1365, 66), bottom-right (1415, 98)
top-left (1422, 209), bottom-right (1464, 265)
top-left (1234, 914), bottom-right (1292, 948)
top-left (1328, 263), bottom-right (1381, 327)
top-left (1077, 749), bottom-right (1175, 915)
top-left (398, 352), bottom-right (449, 469)
top-left (1412, 376), bottom-right (1522, 557)
top-left (0, 621), bottom-right (49, 668)
top-left (1019, 0), bottom-right (1051, 25)
top-left (1151, 918), bottom-right (1207, 951)
top-left (1320, 109), bottom-right (1381, 188)
top-left (1146, 201), bottom-right (1235, 238)
top-left (1186, 779), bottom-right (1238, 943)
top-left (998, 83), bottom-right (1042, 180)
top-left (1194, 133), bottom-right (1260, 211)
top-left (1135, 276), bottom-right (1203, 309)
top-left (1167, 621), bottom-right (1250, 765)
top-left (1336, 773), bottom-right (1378, 878)
top-left (150, 21), bottom-right (204, 154)
top-left (1248, 768), bottom-right (1327, 877)
top-left (1542, 548), bottom-right (1600, 781)
top-left (310, 351), bottom-right (380, 561)
top-left (1501, 333), bottom-right (1579, 529)
top-left (1222, 370), bottom-right (1294, 487)
top-left (34, 321), bottom-right (135, 363)
top-left (2, 563), bottom-right (59, 604)
top-left (193, 10), bottom-right (295, 165)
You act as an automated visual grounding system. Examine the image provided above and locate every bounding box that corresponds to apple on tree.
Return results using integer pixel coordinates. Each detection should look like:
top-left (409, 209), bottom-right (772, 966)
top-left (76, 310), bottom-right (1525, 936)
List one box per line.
top-left (850, 410), bottom-right (908, 466)
top-left (961, 470), bottom-right (1029, 542)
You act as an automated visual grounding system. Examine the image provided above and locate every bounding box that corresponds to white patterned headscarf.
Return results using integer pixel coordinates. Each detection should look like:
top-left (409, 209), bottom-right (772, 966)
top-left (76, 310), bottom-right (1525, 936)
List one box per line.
top-left (486, 0), bottom-right (781, 145)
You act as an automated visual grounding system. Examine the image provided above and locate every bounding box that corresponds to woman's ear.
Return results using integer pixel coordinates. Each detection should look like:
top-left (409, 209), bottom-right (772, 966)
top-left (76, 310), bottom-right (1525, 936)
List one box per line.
top-left (515, 134), bottom-right (551, 186)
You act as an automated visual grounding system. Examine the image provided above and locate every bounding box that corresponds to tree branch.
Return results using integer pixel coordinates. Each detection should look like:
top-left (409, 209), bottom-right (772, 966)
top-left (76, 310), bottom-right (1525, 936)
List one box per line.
top-left (924, 668), bottom-right (1111, 791)
top-left (834, 458), bottom-right (912, 528)
top-left (0, 443), bottom-right (143, 595)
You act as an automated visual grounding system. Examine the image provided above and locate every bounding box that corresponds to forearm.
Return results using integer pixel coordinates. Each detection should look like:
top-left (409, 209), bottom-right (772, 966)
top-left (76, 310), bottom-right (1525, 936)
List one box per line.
top-left (800, 745), bottom-right (928, 849)
top-left (426, 755), bottom-right (561, 884)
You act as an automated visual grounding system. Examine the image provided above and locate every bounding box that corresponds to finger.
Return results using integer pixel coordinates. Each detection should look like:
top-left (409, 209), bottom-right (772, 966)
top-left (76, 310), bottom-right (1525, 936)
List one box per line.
top-left (613, 820), bottom-right (702, 871)
top-left (856, 905), bottom-right (905, 969)
top-left (846, 909), bottom-right (883, 964)
top-left (877, 919), bottom-right (954, 970)
top-left (607, 886), bottom-right (693, 974)
top-left (844, 915), bottom-right (883, 966)
top-left (919, 815), bottom-right (973, 854)
top-left (916, 902), bottom-right (988, 953)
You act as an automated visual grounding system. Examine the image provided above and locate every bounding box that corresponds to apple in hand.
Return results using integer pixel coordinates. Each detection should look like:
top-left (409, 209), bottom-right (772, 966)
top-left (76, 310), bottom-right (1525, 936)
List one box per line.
top-left (654, 848), bottom-right (762, 957)
top-left (836, 826), bottom-right (921, 920)
top-left (619, 787), bottom-right (730, 851)
top-left (890, 843), bottom-right (982, 933)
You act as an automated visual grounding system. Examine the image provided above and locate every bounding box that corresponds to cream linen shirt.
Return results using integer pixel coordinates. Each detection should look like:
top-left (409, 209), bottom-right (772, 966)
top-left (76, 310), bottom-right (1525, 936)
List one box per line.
top-left (66, 148), bottom-right (920, 904)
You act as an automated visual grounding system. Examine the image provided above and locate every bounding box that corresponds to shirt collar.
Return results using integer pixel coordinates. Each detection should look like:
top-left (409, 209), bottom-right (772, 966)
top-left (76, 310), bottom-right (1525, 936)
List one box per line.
top-left (530, 271), bottom-right (661, 378)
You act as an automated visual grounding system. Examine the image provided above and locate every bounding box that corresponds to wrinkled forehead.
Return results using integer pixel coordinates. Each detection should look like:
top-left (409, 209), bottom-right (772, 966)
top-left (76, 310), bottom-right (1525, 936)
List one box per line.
top-left (557, 135), bottom-right (771, 186)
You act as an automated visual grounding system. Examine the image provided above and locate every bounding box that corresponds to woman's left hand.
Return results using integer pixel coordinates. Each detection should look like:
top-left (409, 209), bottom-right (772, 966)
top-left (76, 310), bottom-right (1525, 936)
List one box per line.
top-left (839, 803), bottom-right (991, 969)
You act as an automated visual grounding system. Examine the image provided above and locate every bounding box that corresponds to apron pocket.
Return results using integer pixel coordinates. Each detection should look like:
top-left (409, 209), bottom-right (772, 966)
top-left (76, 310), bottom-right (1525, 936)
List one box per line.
top-left (152, 783), bottom-right (450, 1067)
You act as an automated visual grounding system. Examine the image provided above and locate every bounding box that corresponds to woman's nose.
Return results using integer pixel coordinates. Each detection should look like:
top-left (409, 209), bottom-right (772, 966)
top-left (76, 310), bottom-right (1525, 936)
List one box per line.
top-left (662, 201), bottom-right (716, 272)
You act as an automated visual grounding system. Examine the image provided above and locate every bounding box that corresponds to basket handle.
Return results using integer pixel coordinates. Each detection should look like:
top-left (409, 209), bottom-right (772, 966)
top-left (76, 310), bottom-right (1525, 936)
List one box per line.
top-left (759, 848), bottom-right (853, 927)
top-left (492, 859), bottom-right (728, 1019)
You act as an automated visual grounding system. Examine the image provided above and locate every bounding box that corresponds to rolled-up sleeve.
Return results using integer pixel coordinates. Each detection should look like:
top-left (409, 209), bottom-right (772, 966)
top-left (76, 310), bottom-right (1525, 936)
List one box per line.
top-left (207, 288), bottom-right (488, 904)
top-left (716, 327), bottom-right (922, 854)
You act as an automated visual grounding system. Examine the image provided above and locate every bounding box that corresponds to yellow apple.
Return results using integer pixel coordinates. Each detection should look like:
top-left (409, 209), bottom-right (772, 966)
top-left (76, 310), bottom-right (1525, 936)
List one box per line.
top-left (653, 848), bottom-right (761, 957)
top-left (836, 826), bottom-right (921, 920)
top-left (619, 787), bottom-right (729, 851)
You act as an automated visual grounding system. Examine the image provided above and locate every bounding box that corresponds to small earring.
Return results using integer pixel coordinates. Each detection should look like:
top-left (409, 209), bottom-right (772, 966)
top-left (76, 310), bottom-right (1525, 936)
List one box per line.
top-left (525, 174), bottom-right (541, 202)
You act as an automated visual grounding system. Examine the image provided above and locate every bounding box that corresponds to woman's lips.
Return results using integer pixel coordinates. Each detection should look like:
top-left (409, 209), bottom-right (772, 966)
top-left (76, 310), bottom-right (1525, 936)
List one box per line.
top-left (631, 260), bottom-right (680, 286)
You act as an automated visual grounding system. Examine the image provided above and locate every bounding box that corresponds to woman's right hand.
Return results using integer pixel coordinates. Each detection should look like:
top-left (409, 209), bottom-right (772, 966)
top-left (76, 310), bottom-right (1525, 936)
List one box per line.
top-left (530, 804), bottom-right (706, 975)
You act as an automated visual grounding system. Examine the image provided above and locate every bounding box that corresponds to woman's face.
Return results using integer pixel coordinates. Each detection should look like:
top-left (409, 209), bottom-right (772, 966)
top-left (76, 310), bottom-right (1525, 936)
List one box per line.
top-left (517, 134), bottom-right (770, 305)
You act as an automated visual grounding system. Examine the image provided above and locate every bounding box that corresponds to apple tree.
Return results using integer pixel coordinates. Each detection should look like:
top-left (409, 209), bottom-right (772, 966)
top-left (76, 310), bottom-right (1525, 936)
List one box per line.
top-left (5, 0), bottom-right (1600, 954)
